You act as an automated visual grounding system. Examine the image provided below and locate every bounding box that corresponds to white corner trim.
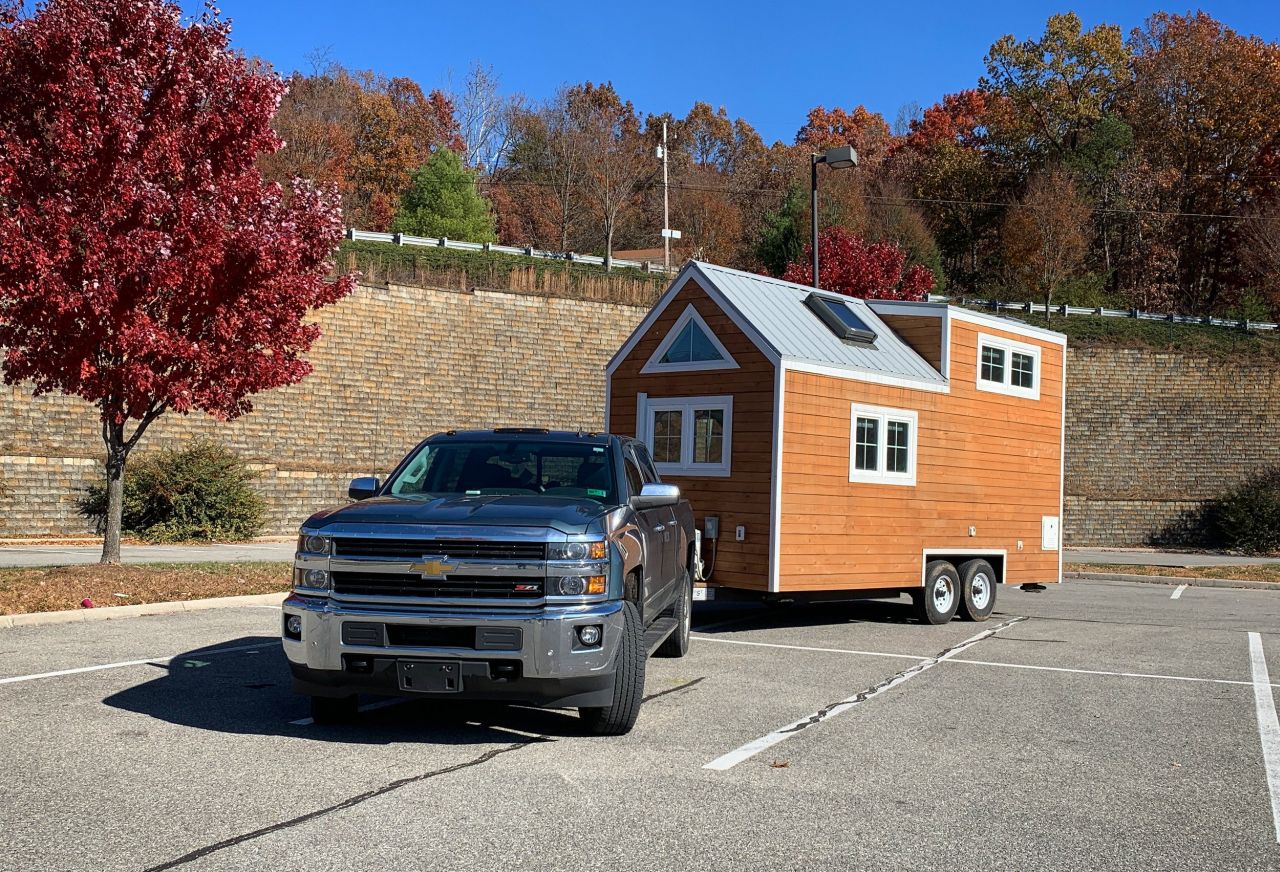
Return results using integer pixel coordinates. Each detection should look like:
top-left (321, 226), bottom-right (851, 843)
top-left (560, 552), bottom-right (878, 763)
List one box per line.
top-left (975, 332), bottom-right (1042, 401)
top-left (947, 307), bottom-right (1068, 346)
top-left (849, 403), bottom-right (918, 487)
top-left (640, 303), bottom-right (739, 374)
top-left (783, 358), bottom-right (950, 394)
top-left (1058, 344), bottom-right (1066, 584)
top-left (769, 364), bottom-right (786, 593)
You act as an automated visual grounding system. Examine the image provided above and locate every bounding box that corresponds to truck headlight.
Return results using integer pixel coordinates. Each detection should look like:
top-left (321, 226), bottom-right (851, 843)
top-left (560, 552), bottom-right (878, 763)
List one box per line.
top-left (298, 533), bottom-right (331, 554)
top-left (548, 540), bottom-right (607, 561)
top-left (293, 568), bottom-right (331, 593)
top-left (552, 575), bottom-right (606, 596)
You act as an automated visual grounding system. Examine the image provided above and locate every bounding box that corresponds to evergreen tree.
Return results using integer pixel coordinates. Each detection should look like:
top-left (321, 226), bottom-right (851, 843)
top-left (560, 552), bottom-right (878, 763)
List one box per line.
top-left (391, 148), bottom-right (497, 241)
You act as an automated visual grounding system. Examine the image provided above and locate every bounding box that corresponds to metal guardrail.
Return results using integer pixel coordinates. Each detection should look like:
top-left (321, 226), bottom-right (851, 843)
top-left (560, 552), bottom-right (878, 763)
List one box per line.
top-left (346, 229), bottom-right (674, 274)
top-left (957, 297), bottom-right (1278, 333)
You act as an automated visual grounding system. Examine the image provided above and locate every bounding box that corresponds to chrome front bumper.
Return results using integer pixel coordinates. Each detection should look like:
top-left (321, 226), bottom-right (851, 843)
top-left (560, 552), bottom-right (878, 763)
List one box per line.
top-left (281, 593), bottom-right (624, 682)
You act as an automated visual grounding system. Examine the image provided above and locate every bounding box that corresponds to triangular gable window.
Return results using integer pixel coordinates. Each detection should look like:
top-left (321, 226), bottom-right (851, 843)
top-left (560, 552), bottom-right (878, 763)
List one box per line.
top-left (641, 304), bottom-right (739, 373)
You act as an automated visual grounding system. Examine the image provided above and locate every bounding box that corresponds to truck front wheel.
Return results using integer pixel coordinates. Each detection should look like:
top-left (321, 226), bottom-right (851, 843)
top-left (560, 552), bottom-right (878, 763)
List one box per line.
top-left (579, 600), bottom-right (645, 735)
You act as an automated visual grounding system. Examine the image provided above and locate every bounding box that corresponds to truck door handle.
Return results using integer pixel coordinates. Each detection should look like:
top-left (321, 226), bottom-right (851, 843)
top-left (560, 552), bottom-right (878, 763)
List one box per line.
top-left (653, 524), bottom-right (665, 532)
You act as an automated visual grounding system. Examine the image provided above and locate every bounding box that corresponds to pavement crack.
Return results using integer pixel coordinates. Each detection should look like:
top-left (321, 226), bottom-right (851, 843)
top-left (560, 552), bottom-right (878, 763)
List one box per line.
top-left (776, 616), bottom-right (1027, 738)
top-left (643, 676), bottom-right (706, 703)
top-left (142, 738), bottom-right (548, 872)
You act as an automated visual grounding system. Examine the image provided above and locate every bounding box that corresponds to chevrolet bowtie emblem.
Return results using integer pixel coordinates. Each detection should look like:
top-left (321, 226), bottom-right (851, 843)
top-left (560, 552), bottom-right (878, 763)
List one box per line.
top-left (410, 557), bottom-right (454, 579)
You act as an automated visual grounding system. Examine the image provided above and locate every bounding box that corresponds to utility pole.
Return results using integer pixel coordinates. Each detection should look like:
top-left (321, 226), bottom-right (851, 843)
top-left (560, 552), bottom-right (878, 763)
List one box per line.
top-left (661, 122), bottom-right (670, 272)
top-left (657, 122), bottom-right (680, 271)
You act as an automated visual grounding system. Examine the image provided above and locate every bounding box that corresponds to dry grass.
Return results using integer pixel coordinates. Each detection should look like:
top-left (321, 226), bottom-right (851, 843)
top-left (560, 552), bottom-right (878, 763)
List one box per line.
top-left (1067, 563), bottom-right (1280, 583)
top-left (0, 562), bottom-right (291, 615)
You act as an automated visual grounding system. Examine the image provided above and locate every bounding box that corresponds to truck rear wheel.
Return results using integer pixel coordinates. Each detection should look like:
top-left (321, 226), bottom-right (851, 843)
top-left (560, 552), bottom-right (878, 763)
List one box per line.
top-left (914, 560), bottom-right (960, 625)
top-left (579, 600), bottom-right (645, 735)
top-left (309, 694), bottom-right (358, 725)
top-left (957, 559), bottom-right (998, 622)
top-left (656, 568), bottom-right (692, 658)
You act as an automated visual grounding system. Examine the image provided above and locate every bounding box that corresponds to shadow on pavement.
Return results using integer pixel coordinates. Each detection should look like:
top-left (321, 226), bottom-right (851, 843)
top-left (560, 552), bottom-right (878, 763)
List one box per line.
top-left (692, 595), bottom-right (922, 634)
top-left (102, 636), bottom-right (592, 743)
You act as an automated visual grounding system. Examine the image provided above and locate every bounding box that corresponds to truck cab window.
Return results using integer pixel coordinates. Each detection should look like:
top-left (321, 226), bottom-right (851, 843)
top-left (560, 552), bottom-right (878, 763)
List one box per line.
top-left (623, 454), bottom-right (644, 498)
top-left (632, 444), bottom-right (662, 483)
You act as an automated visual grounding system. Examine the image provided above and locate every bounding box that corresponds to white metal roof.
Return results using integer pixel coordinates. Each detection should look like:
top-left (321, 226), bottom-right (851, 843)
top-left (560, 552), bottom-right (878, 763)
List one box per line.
top-left (684, 261), bottom-right (948, 386)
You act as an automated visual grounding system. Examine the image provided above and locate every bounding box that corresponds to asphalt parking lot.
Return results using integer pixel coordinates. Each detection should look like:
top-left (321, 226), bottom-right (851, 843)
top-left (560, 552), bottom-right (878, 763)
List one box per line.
top-left (3, 580), bottom-right (1280, 872)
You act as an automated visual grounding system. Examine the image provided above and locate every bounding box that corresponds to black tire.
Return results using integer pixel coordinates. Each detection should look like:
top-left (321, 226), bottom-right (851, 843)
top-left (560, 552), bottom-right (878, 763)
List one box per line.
top-left (957, 559), bottom-right (998, 622)
top-left (579, 600), bottom-right (645, 735)
top-left (310, 694), bottom-right (358, 725)
top-left (656, 567), bottom-right (692, 658)
top-left (914, 560), bottom-right (961, 625)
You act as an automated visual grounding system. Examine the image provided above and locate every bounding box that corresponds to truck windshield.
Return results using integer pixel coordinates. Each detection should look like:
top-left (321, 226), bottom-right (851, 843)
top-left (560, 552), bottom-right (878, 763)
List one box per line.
top-left (386, 440), bottom-right (617, 504)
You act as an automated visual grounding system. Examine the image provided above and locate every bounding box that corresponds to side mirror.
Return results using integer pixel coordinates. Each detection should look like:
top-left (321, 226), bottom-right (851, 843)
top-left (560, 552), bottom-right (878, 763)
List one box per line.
top-left (631, 482), bottom-right (680, 510)
top-left (348, 476), bottom-right (380, 500)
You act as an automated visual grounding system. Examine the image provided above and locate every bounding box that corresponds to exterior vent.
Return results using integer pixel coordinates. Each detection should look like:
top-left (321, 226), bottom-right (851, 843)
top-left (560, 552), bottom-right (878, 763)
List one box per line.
top-left (806, 292), bottom-right (877, 345)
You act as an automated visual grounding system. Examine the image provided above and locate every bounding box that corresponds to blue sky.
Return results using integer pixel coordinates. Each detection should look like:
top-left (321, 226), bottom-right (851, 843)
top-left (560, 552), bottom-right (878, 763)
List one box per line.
top-left (200, 0), bottom-right (1279, 145)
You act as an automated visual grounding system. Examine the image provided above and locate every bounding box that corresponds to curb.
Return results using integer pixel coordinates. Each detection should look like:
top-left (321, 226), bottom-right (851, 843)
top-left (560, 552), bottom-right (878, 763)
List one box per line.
top-left (0, 591), bottom-right (288, 629)
top-left (1066, 571), bottom-right (1280, 591)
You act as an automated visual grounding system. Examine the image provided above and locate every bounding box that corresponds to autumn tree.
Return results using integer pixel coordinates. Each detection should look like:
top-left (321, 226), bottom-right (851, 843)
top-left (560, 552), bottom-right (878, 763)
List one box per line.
top-left (781, 227), bottom-right (934, 301)
top-left (1002, 171), bottom-right (1092, 319)
top-left (0, 0), bottom-right (354, 562)
top-left (391, 148), bottom-right (496, 241)
top-left (982, 12), bottom-right (1130, 162)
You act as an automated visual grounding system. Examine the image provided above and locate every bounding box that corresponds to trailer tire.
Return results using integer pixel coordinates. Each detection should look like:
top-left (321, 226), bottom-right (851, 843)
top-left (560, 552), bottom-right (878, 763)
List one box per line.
top-left (958, 559), bottom-right (998, 622)
top-left (579, 600), bottom-right (645, 735)
top-left (915, 560), bottom-right (961, 625)
top-left (656, 568), bottom-right (692, 658)
top-left (309, 694), bottom-right (358, 725)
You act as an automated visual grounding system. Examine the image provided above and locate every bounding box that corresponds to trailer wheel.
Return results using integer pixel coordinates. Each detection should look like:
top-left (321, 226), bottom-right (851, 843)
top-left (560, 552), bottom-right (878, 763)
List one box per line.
top-left (915, 560), bottom-right (960, 625)
top-left (656, 567), bottom-right (692, 658)
top-left (958, 559), bottom-right (998, 622)
top-left (579, 600), bottom-right (645, 735)
top-left (309, 694), bottom-right (358, 725)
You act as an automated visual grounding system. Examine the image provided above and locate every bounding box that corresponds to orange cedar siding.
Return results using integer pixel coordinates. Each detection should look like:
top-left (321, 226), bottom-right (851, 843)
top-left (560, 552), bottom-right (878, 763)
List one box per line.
top-left (608, 279), bottom-right (775, 590)
top-left (777, 317), bottom-right (1063, 590)
top-left (877, 313), bottom-right (946, 374)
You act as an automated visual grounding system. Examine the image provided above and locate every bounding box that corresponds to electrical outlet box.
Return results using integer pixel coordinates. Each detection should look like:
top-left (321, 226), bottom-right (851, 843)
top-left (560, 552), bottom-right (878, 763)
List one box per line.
top-left (968, 525), bottom-right (977, 537)
top-left (704, 516), bottom-right (719, 540)
top-left (735, 525), bottom-right (746, 542)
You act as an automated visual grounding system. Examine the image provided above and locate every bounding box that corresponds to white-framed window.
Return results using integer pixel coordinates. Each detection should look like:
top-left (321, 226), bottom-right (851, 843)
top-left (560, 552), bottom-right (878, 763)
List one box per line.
top-left (976, 332), bottom-right (1041, 400)
top-left (641, 395), bottom-right (733, 477)
top-left (849, 404), bottom-right (917, 486)
top-left (640, 304), bottom-right (739, 374)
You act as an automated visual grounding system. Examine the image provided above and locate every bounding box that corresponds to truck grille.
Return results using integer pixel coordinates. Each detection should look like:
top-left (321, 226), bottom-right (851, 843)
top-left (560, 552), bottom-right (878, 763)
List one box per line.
top-left (331, 571), bottom-right (544, 600)
top-left (331, 538), bottom-right (546, 561)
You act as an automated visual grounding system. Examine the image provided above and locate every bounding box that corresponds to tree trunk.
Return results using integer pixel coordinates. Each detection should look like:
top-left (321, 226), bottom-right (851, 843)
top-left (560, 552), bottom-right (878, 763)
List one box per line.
top-left (604, 220), bottom-right (614, 272)
top-left (101, 425), bottom-right (127, 565)
top-left (1044, 288), bottom-right (1053, 324)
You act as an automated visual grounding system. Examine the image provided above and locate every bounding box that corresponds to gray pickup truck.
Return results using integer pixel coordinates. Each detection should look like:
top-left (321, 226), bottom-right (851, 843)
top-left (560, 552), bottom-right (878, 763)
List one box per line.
top-left (282, 428), bottom-right (698, 735)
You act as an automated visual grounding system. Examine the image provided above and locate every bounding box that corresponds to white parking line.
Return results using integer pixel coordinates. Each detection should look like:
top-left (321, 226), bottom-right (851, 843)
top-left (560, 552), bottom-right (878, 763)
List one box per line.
top-left (1171, 585), bottom-right (1187, 600)
top-left (0, 643), bottom-right (267, 686)
top-left (694, 633), bottom-right (1280, 689)
top-left (1247, 632), bottom-right (1280, 843)
top-left (703, 617), bottom-right (1025, 771)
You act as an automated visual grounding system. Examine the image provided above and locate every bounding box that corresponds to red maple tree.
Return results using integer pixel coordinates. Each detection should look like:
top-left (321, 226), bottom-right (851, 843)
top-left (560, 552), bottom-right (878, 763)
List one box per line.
top-left (782, 227), bottom-right (934, 301)
top-left (0, 0), bottom-right (355, 562)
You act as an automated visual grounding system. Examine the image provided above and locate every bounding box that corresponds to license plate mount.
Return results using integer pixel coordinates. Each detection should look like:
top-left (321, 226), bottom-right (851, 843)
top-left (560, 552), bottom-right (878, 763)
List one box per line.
top-left (397, 659), bottom-right (462, 693)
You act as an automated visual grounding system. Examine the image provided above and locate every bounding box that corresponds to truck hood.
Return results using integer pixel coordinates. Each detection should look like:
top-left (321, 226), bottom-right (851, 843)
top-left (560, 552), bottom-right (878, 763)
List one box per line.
top-left (305, 494), bottom-right (610, 535)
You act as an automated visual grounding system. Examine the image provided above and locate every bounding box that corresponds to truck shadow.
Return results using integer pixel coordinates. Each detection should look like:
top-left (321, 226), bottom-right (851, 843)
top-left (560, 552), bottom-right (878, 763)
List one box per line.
top-left (692, 595), bottom-right (921, 633)
top-left (101, 636), bottom-right (593, 744)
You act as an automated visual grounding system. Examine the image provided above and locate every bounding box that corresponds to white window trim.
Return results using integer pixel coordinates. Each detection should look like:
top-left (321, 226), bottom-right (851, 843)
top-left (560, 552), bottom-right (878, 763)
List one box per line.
top-left (645, 395), bottom-right (733, 477)
top-left (849, 403), bottom-right (918, 487)
top-left (975, 332), bottom-right (1041, 400)
top-left (640, 304), bottom-right (740, 374)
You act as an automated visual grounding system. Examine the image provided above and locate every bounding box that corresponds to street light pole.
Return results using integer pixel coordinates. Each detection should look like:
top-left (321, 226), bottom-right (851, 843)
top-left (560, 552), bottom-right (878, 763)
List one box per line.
top-left (808, 145), bottom-right (859, 290)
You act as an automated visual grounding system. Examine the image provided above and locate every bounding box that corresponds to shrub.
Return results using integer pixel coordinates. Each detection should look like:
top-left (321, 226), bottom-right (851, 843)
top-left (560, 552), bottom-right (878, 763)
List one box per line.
top-left (1211, 470), bottom-right (1280, 554)
top-left (80, 441), bottom-right (265, 542)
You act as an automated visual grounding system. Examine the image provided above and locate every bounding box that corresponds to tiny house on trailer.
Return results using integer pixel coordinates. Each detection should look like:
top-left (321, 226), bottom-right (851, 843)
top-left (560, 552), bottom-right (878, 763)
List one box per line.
top-left (605, 261), bottom-right (1066, 624)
